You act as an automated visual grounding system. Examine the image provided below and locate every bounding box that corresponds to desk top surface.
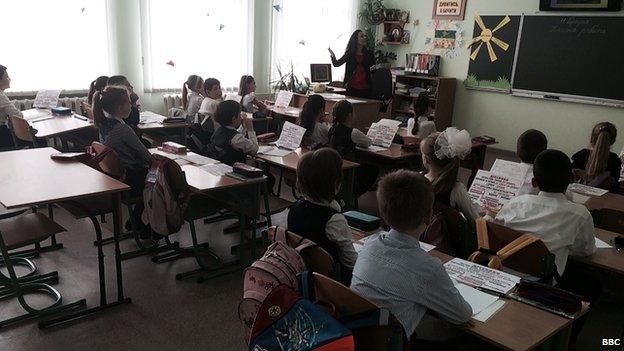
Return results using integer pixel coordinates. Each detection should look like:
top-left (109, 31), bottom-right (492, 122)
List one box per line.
top-left (24, 109), bottom-right (93, 138)
top-left (256, 147), bottom-right (360, 172)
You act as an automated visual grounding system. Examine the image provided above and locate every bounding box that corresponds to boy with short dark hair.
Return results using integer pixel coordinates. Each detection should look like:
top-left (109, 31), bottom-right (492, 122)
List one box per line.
top-left (516, 129), bottom-right (548, 195)
top-left (209, 100), bottom-right (258, 165)
top-left (495, 149), bottom-right (596, 276)
top-left (351, 170), bottom-right (472, 340)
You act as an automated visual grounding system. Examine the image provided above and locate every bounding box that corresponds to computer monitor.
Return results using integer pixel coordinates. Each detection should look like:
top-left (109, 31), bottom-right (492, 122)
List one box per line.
top-left (310, 64), bottom-right (332, 83)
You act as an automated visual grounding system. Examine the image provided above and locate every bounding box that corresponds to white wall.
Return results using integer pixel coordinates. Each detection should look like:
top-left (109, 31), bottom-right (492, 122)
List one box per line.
top-left (368, 0), bottom-right (624, 155)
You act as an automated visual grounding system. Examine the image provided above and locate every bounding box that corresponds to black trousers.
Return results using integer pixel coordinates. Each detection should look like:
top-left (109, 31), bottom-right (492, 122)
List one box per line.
top-left (125, 167), bottom-right (149, 230)
top-left (346, 86), bottom-right (372, 99)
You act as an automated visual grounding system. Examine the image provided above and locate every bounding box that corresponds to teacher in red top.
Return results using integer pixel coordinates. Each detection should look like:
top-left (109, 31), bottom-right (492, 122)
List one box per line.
top-left (328, 30), bottom-right (375, 99)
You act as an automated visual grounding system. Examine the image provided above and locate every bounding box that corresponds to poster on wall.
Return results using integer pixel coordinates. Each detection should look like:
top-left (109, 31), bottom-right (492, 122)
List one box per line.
top-left (425, 20), bottom-right (465, 59)
top-left (464, 14), bottom-right (521, 92)
top-left (432, 0), bottom-right (467, 20)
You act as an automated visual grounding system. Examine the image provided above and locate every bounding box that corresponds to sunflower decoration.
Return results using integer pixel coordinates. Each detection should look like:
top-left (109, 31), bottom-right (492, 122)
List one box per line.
top-left (466, 14), bottom-right (510, 62)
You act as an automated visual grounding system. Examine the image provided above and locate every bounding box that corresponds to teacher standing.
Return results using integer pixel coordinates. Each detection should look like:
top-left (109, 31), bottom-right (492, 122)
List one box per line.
top-left (328, 30), bottom-right (375, 99)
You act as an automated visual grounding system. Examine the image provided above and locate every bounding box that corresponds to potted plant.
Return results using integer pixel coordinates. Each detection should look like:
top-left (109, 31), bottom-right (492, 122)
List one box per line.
top-left (359, 0), bottom-right (385, 25)
top-left (271, 62), bottom-right (310, 94)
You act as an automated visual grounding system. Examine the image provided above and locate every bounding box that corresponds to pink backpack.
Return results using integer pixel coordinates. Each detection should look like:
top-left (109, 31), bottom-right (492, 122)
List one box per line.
top-left (238, 227), bottom-right (316, 343)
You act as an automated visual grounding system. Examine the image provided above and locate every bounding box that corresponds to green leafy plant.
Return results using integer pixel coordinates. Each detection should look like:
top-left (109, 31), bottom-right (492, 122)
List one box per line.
top-left (271, 62), bottom-right (309, 94)
top-left (361, 5), bottom-right (397, 65)
top-left (359, 0), bottom-right (385, 25)
top-left (463, 74), bottom-right (511, 90)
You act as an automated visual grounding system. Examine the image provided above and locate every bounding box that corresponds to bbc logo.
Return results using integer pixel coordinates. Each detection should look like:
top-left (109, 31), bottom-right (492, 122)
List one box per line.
top-left (602, 338), bottom-right (621, 346)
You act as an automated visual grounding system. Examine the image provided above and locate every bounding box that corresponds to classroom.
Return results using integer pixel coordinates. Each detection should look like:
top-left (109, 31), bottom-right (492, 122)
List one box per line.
top-left (1, 0), bottom-right (623, 350)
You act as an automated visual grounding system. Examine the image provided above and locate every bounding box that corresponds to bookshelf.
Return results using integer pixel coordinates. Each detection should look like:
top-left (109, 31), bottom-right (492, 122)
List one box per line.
top-left (391, 72), bottom-right (456, 131)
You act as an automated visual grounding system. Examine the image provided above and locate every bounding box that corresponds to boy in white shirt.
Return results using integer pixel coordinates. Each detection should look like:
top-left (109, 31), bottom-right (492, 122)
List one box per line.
top-left (494, 149), bottom-right (596, 277)
top-left (198, 78), bottom-right (223, 132)
top-left (516, 129), bottom-right (548, 195)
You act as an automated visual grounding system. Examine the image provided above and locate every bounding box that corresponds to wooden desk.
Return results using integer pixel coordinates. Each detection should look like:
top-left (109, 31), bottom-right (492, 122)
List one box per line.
top-left (0, 147), bottom-right (131, 327)
top-left (291, 93), bottom-right (383, 132)
top-left (266, 105), bottom-right (301, 125)
top-left (138, 111), bottom-right (189, 144)
top-left (24, 109), bottom-right (93, 139)
top-left (255, 148), bottom-right (360, 209)
top-left (572, 228), bottom-right (624, 276)
top-left (351, 229), bottom-right (585, 351)
top-left (585, 192), bottom-right (624, 212)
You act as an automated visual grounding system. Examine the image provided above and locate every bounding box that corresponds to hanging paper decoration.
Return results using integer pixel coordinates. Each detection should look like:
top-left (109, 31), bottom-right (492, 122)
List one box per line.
top-left (80, 7), bottom-right (86, 14)
top-left (273, 5), bottom-right (281, 12)
top-left (219, 24), bottom-right (225, 30)
top-left (166, 60), bottom-right (175, 67)
top-left (466, 14), bottom-right (510, 62)
top-left (298, 40), bottom-right (306, 46)
top-left (424, 20), bottom-right (465, 59)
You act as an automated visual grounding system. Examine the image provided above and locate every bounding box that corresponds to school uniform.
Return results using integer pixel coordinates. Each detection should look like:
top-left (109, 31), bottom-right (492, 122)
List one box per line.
top-left (185, 91), bottom-right (204, 122)
top-left (241, 92), bottom-right (258, 113)
top-left (287, 198), bottom-right (357, 270)
top-left (0, 90), bottom-right (22, 124)
top-left (198, 96), bottom-right (221, 134)
top-left (407, 116), bottom-right (436, 139)
top-left (571, 148), bottom-right (622, 183)
top-left (495, 191), bottom-right (596, 276)
top-left (424, 174), bottom-right (480, 221)
top-left (351, 229), bottom-right (472, 337)
top-left (301, 122), bottom-right (330, 149)
top-left (518, 163), bottom-right (538, 196)
top-left (210, 125), bottom-right (258, 166)
top-left (329, 123), bottom-right (376, 195)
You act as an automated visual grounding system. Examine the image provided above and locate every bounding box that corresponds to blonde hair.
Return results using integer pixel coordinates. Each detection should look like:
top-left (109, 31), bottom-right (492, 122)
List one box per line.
top-left (182, 75), bottom-right (203, 110)
top-left (586, 122), bottom-right (617, 179)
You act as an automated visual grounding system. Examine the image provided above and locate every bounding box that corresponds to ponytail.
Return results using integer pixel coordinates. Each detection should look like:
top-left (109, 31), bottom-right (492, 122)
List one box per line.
top-left (92, 91), bottom-right (105, 127)
top-left (298, 95), bottom-right (326, 136)
top-left (586, 122), bottom-right (617, 179)
top-left (88, 75), bottom-right (109, 105)
top-left (182, 75), bottom-right (203, 110)
top-left (239, 75), bottom-right (254, 97)
top-left (420, 132), bottom-right (458, 196)
top-left (92, 85), bottom-right (130, 128)
top-left (331, 100), bottom-right (353, 128)
top-left (182, 83), bottom-right (189, 110)
top-left (412, 92), bottom-right (430, 135)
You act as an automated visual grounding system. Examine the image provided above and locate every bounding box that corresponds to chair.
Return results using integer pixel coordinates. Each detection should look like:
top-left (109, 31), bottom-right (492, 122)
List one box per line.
top-left (265, 226), bottom-right (334, 276)
top-left (303, 272), bottom-right (405, 351)
top-left (370, 68), bottom-right (393, 112)
top-left (81, 101), bottom-right (94, 120)
top-left (591, 208), bottom-right (624, 234)
top-left (421, 202), bottom-right (475, 259)
top-left (0, 212), bottom-right (86, 327)
top-left (8, 115), bottom-right (40, 148)
top-left (468, 218), bottom-right (556, 281)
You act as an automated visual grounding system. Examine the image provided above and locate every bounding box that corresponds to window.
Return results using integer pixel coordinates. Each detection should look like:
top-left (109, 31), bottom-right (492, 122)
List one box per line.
top-left (2, 0), bottom-right (112, 93)
top-left (270, 0), bottom-right (357, 87)
top-left (140, 0), bottom-right (254, 91)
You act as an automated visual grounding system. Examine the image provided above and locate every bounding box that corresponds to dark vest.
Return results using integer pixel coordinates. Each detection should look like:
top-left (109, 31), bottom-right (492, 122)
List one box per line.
top-left (287, 199), bottom-right (340, 262)
top-left (209, 126), bottom-right (246, 166)
top-left (329, 124), bottom-right (356, 158)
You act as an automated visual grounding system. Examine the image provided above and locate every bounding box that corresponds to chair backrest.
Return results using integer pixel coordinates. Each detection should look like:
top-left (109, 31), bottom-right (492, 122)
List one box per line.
top-left (310, 273), bottom-right (405, 351)
top-left (91, 141), bottom-right (124, 179)
top-left (9, 116), bottom-right (35, 143)
top-left (81, 101), bottom-right (94, 120)
top-left (421, 202), bottom-right (475, 258)
top-left (469, 218), bottom-right (555, 279)
top-left (591, 208), bottom-right (624, 234)
top-left (573, 168), bottom-right (615, 190)
top-left (267, 226), bottom-right (334, 276)
top-left (371, 68), bottom-right (393, 102)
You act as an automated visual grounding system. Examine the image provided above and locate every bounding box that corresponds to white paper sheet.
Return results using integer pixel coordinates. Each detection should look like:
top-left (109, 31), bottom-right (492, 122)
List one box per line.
top-left (468, 170), bottom-right (524, 211)
top-left (453, 281), bottom-right (500, 316)
top-left (345, 98), bottom-right (364, 104)
top-left (33, 90), bottom-right (61, 109)
top-left (567, 183), bottom-right (609, 196)
top-left (367, 119), bottom-right (400, 148)
top-left (445, 258), bottom-right (521, 294)
top-left (151, 149), bottom-right (181, 160)
top-left (595, 237), bottom-right (613, 249)
top-left (357, 145), bottom-right (388, 152)
top-left (568, 191), bottom-right (590, 205)
top-left (317, 93), bottom-right (345, 100)
top-left (259, 147), bottom-right (293, 157)
top-left (182, 153), bottom-right (219, 165)
top-left (199, 163), bottom-right (233, 177)
top-left (275, 121), bottom-right (305, 150)
top-left (21, 109), bottom-right (51, 121)
top-left (225, 93), bottom-right (243, 103)
top-left (473, 299), bottom-right (506, 322)
top-left (275, 90), bottom-right (294, 108)
top-left (490, 159), bottom-right (531, 182)
top-left (140, 111), bottom-right (165, 124)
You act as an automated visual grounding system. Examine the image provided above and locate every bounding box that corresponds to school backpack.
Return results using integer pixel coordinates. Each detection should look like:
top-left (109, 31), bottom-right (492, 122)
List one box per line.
top-left (249, 284), bottom-right (355, 351)
top-left (239, 227), bottom-right (317, 343)
top-left (143, 154), bottom-right (191, 236)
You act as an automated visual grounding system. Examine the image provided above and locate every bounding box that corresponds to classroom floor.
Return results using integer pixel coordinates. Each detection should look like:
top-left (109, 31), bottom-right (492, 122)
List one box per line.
top-left (1, 149), bottom-right (622, 351)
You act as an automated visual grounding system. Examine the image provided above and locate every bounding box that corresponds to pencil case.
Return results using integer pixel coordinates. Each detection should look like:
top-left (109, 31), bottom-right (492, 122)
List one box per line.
top-left (233, 162), bottom-right (264, 178)
top-left (344, 211), bottom-right (381, 231)
top-left (51, 106), bottom-right (72, 115)
top-left (516, 280), bottom-right (583, 314)
top-left (163, 117), bottom-right (186, 124)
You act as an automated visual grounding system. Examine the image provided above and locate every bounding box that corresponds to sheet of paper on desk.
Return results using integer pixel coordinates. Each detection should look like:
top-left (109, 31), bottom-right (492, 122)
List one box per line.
top-left (345, 99), bottom-right (364, 104)
top-left (22, 109), bottom-right (51, 121)
top-left (261, 147), bottom-right (293, 157)
top-left (595, 237), bottom-right (613, 249)
top-left (199, 163), bottom-right (233, 176)
top-left (318, 93), bottom-right (345, 100)
top-left (275, 90), bottom-right (294, 108)
top-left (258, 145), bottom-right (275, 154)
top-left (445, 258), bottom-right (521, 294)
top-left (473, 299), bottom-right (506, 322)
top-left (468, 170), bottom-right (523, 211)
top-left (568, 191), bottom-right (590, 205)
top-left (33, 89), bottom-right (61, 109)
top-left (276, 121), bottom-right (305, 150)
top-left (152, 149), bottom-right (181, 160)
top-left (567, 183), bottom-right (609, 197)
top-left (182, 153), bottom-right (219, 165)
top-left (225, 93), bottom-right (242, 103)
top-left (490, 159), bottom-right (531, 182)
top-left (453, 281), bottom-right (500, 316)
top-left (367, 119), bottom-right (400, 148)
top-left (357, 145), bottom-right (387, 152)
top-left (140, 111), bottom-right (164, 124)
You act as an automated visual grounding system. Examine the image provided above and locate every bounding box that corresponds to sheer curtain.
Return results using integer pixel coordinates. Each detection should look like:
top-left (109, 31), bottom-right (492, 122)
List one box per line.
top-left (270, 0), bottom-right (357, 87)
top-left (140, 0), bottom-right (254, 91)
top-left (2, 0), bottom-right (112, 93)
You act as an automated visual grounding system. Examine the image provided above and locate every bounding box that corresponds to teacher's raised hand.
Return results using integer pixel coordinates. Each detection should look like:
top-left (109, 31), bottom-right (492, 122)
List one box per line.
top-left (327, 47), bottom-right (335, 59)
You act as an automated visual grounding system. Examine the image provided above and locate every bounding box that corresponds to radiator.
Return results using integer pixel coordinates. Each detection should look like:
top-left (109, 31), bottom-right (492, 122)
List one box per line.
top-left (11, 96), bottom-right (88, 114)
top-left (163, 94), bottom-right (183, 111)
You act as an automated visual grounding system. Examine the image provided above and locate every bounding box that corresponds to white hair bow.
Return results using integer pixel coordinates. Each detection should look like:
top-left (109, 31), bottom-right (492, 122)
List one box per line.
top-left (435, 127), bottom-right (472, 160)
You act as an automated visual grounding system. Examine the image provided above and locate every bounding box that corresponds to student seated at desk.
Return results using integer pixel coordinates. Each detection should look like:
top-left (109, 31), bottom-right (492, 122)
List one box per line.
top-left (0, 65), bottom-right (21, 148)
top-left (93, 85), bottom-right (151, 234)
top-left (209, 100), bottom-right (258, 165)
top-left (88, 76), bottom-right (109, 106)
top-left (351, 170), bottom-right (472, 347)
top-left (107, 75), bottom-right (140, 128)
top-left (182, 74), bottom-right (204, 122)
top-left (421, 128), bottom-right (480, 221)
top-left (298, 94), bottom-right (329, 149)
top-left (198, 78), bottom-right (222, 135)
top-left (493, 149), bottom-right (596, 278)
top-left (571, 122), bottom-right (621, 191)
top-left (516, 129), bottom-right (548, 196)
top-left (288, 148), bottom-right (357, 283)
top-left (328, 100), bottom-right (377, 196)
top-left (406, 92), bottom-right (436, 140)
top-left (239, 75), bottom-right (267, 115)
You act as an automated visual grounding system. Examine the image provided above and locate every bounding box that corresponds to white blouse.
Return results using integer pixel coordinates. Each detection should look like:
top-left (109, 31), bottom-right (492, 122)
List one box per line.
top-left (0, 91), bottom-right (22, 124)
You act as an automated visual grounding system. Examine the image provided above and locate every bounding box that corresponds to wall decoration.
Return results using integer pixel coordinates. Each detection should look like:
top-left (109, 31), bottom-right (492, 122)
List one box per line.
top-left (424, 20), bottom-right (465, 59)
top-left (401, 30), bottom-right (411, 44)
top-left (432, 0), bottom-right (466, 20)
top-left (464, 14), bottom-right (521, 92)
top-left (540, 0), bottom-right (621, 11)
